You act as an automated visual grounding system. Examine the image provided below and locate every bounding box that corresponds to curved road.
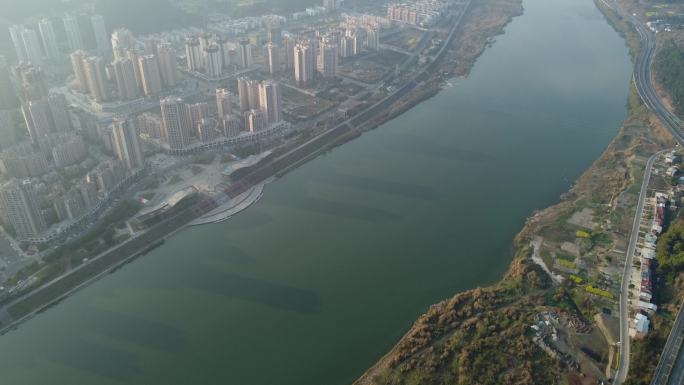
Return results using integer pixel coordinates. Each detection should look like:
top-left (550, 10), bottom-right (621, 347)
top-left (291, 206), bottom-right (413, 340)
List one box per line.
top-left (607, 1), bottom-right (684, 384)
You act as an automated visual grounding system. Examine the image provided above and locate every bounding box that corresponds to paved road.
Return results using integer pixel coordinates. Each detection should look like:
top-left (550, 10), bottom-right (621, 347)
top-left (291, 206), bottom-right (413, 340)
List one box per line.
top-left (617, 150), bottom-right (664, 383)
top-left (607, 2), bottom-right (684, 384)
top-left (631, 25), bottom-right (684, 144)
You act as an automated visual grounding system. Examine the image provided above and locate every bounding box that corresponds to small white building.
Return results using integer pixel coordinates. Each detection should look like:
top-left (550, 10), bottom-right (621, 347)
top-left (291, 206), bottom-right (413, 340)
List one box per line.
top-left (638, 301), bottom-right (658, 315)
top-left (634, 313), bottom-right (650, 336)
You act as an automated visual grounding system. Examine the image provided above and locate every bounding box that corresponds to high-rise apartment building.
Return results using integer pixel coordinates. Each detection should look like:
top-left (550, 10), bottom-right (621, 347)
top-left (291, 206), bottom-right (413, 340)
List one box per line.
top-left (48, 92), bottom-right (72, 132)
top-left (83, 56), bottom-right (109, 102)
top-left (111, 118), bottom-right (144, 169)
top-left (215, 37), bottom-right (231, 68)
top-left (111, 29), bottom-right (136, 60)
top-left (161, 97), bottom-right (191, 150)
top-left (247, 80), bottom-right (260, 111)
top-left (238, 37), bottom-right (252, 69)
top-left (237, 78), bottom-right (260, 112)
top-left (237, 78), bottom-right (249, 112)
top-left (284, 35), bottom-right (296, 72)
top-left (185, 37), bottom-right (203, 71)
top-left (266, 20), bottom-right (283, 45)
top-left (18, 65), bottom-right (48, 101)
top-left (185, 102), bottom-right (210, 133)
top-left (138, 54), bottom-right (162, 96)
top-left (126, 49), bottom-right (145, 90)
top-left (258, 80), bottom-right (281, 124)
top-left (142, 37), bottom-right (160, 57)
top-left (317, 38), bottom-right (338, 79)
top-left (294, 41), bottom-right (315, 87)
top-left (12, 27), bottom-right (45, 66)
top-left (51, 134), bottom-right (87, 167)
top-left (366, 27), bottom-right (380, 50)
top-left (204, 44), bottom-right (222, 78)
top-left (198, 33), bottom-right (212, 53)
top-left (216, 88), bottom-right (231, 118)
top-left (91, 15), bottom-right (110, 57)
top-left (157, 43), bottom-right (179, 88)
top-left (0, 57), bottom-right (17, 109)
top-left (340, 36), bottom-right (354, 58)
top-left (0, 179), bottom-right (46, 240)
top-left (21, 99), bottom-right (52, 143)
top-left (9, 25), bottom-right (28, 62)
top-left (69, 50), bottom-right (88, 92)
top-left (223, 115), bottom-right (243, 137)
top-left (197, 118), bottom-right (218, 143)
top-left (63, 14), bottom-right (85, 52)
top-left (246, 109), bottom-right (267, 132)
top-left (112, 58), bottom-right (140, 100)
top-left (264, 42), bottom-right (280, 75)
top-left (0, 144), bottom-right (49, 178)
top-left (38, 19), bottom-right (60, 61)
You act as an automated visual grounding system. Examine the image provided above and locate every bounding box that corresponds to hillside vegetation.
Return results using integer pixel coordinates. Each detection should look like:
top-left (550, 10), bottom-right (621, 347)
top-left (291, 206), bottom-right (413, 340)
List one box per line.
top-left (656, 218), bottom-right (684, 283)
top-left (654, 39), bottom-right (684, 117)
top-left (363, 253), bottom-right (561, 385)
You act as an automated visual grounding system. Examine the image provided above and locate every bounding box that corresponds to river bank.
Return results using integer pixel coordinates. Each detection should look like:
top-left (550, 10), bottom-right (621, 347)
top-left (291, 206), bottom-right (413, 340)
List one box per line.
top-left (354, 2), bottom-right (678, 385)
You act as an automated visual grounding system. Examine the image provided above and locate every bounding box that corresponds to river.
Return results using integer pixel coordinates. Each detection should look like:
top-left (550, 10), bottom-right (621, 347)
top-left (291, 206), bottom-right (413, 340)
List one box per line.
top-left (0, 0), bottom-right (632, 383)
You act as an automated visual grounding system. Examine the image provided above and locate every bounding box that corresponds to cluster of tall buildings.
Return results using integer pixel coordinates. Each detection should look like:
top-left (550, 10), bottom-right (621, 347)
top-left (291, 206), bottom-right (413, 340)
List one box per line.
top-left (9, 14), bottom-right (109, 66)
top-left (0, 17), bottom-right (162, 242)
top-left (236, 78), bottom-right (282, 130)
top-left (13, 66), bottom-right (74, 146)
top-left (70, 28), bottom-right (179, 103)
top-left (53, 177), bottom-right (98, 224)
top-left (0, 61), bottom-right (113, 241)
top-left (280, 23), bottom-right (379, 87)
top-left (386, 0), bottom-right (447, 26)
top-left (0, 142), bottom-right (49, 179)
top-left (157, 79), bottom-right (282, 150)
top-left (0, 132), bottom-right (87, 179)
top-left (0, 125), bottom-right (140, 241)
top-left (184, 33), bottom-right (252, 78)
top-left (0, 3), bottom-right (379, 243)
top-left (0, 171), bottom-right (100, 242)
top-left (50, 157), bottom-right (133, 232)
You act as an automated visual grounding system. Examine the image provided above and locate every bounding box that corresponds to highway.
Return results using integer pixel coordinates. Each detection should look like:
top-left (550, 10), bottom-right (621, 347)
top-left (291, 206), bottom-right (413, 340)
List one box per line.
top-left (653, 300), bottom-right (684, 385)
top-left (631, 23), bottom-right (684, 144)
top-left (607, 1), bottom-right (684, 384)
